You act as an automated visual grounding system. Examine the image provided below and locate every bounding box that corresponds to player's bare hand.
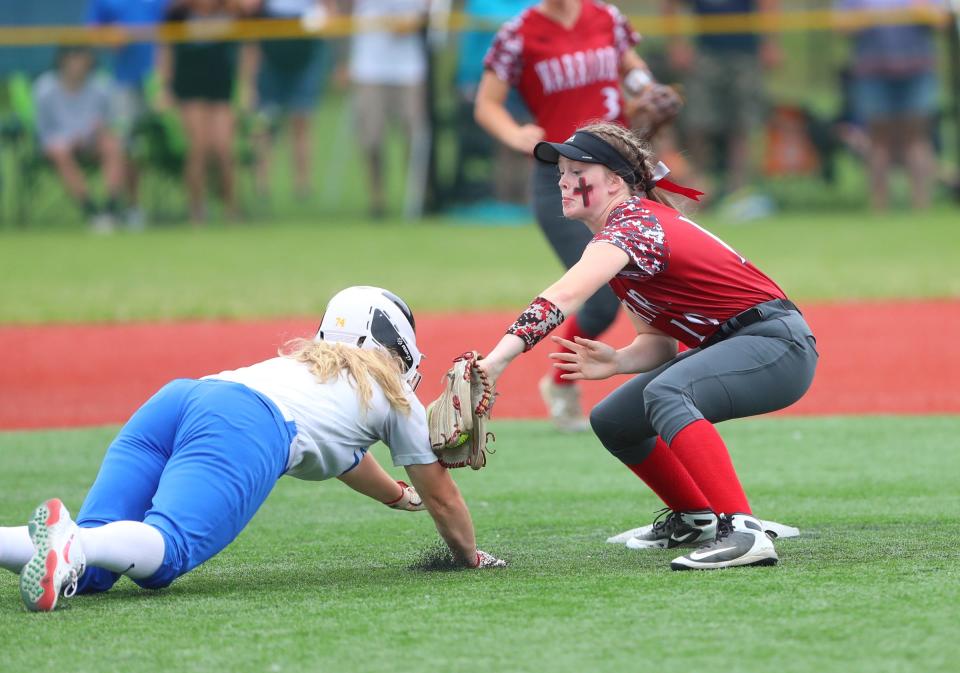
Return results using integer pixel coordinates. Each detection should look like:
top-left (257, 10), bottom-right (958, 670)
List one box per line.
top-left (510, 124), bottom-right (546, 155)
top-left (549, 336), bottom-right (619, 381)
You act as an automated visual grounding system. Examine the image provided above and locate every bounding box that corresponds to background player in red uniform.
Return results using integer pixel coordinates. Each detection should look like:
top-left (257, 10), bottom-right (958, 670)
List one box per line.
top-left (472, 121), bottom-right (818, 570)
top-left (475, 0), bottom-right (663, 431)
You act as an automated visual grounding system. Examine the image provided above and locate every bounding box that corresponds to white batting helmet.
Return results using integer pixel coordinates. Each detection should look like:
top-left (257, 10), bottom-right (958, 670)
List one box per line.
top-left (316, 286), bottom-right (423, 389)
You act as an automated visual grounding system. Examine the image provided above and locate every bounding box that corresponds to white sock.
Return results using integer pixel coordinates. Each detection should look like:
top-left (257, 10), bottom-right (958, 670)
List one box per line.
top-left (78, 522), bottom-right (165, 579)
top-left (0, 526), bottom-right (34, 573)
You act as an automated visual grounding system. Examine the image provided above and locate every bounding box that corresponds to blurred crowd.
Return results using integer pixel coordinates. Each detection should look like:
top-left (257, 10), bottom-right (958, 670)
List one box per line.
top-left (3, 0), bottom-right (954, 231)
top-left (19, 0), bottom-right (432, 230)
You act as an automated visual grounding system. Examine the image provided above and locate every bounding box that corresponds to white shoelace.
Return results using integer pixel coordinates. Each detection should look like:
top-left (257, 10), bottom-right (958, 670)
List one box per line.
top-left (63, 570), bottom-right (79, 598)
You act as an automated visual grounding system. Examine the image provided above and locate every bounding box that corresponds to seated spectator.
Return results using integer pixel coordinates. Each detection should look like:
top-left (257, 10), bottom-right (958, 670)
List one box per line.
top-left (348, 0), bottom-right (429, 219)
top-left (157, 0), bottom-right (256, 223)
top-left (244, 0), bottom-right (336, 199)
top-left (87, 0), bottom-right (172, 229)
top-left (33, 46), bottom-right (126, 233)
top-left (837, 0), bottom-right (941, 210)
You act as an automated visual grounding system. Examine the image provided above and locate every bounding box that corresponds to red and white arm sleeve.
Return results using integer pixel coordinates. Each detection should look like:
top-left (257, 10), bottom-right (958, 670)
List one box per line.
top-left (506, 296), bottom-right (565, 352)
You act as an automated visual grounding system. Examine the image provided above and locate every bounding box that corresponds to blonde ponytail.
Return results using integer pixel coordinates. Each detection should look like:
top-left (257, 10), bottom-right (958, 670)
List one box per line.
top-left (280, 339), bottom-right (411, 414)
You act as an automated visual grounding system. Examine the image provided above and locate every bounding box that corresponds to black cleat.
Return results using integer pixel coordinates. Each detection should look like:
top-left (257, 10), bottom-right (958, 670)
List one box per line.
top-left (670, 513), bottom-right (779, 570)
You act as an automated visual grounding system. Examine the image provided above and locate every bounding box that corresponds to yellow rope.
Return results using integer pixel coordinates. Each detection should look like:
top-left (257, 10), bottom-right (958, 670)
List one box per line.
top-left (0, 8), bottom-right (950, 47)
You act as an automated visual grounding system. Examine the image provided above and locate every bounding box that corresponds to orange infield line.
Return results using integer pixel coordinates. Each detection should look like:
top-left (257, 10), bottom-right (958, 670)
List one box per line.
top-left (1, 300), bottom-right (957, 430)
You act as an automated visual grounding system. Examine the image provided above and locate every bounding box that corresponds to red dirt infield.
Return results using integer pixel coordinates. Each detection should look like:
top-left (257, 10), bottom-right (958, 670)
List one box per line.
top-left (1, 300), bottom-right (957, 430)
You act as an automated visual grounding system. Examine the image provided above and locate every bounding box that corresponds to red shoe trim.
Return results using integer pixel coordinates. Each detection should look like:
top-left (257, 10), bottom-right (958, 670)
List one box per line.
top-left (45, 499), bottom-right (62, 527)
top-left (37, 550), bottom-right (58, 611)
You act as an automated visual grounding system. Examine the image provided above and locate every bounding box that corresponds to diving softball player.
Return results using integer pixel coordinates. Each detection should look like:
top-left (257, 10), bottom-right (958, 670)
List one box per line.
top-left (473, 122), bottom-right (818, 570)
top-left (0, 287), bottom-right (505, 612)
top-left (475, 0), bottom-right (661, 432)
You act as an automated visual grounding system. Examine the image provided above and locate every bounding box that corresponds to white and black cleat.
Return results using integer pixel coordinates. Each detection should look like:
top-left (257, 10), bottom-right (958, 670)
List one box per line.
top-left (625, 509), bottom-right (718, 549)
top-left (670, 513), bottom-right (778, 571)
top-left (608, 517), bottom-right (799, 544)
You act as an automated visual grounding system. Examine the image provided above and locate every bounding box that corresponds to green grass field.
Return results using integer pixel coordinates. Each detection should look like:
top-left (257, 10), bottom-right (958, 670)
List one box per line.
top-left (2, 205), bottom-right (958, 672)
top-left (1, 417), bottom-right (958, 673)
top-left (1, 207), bottom-right (958, 323)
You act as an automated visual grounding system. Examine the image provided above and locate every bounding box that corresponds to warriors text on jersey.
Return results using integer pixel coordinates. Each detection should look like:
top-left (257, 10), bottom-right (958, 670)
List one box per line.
top-left (590, 196), bottom-right (787, 347)
top-left (483, 0), bottom-right (640, 141)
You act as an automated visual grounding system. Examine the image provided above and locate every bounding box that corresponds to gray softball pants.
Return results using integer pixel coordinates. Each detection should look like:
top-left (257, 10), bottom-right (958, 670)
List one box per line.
top-left (590, 302), bottom-right (819, 465)
top-left (532, 161), bottom-right (621, 337)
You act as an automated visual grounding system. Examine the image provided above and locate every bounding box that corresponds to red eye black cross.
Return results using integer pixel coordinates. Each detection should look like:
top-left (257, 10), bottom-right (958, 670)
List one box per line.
top-left (574, 177), bottom-right (593, 207)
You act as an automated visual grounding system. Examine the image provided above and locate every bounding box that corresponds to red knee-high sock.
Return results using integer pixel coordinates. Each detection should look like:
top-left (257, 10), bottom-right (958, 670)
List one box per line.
top-left (668, 420), bottom-right (751, 515)
top-left (552, 314), bottom-right (589, 385)
top-left (626, 438), bottom-right (711, 511)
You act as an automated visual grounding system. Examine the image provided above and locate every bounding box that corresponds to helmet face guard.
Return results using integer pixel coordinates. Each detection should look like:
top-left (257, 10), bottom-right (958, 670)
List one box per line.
top-left (316, 286), bottom-right (423, 390)
top-left (367, 307), bottom-right (421, 389)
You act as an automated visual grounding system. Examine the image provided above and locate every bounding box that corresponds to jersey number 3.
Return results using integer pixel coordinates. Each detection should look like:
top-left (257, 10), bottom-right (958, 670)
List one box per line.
top-left (601, 86), bottom-right (620, 121)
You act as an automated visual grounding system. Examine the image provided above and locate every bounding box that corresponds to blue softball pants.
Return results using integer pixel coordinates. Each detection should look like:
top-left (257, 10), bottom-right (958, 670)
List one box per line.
top-left (75, 378), bottom-right (296, 593)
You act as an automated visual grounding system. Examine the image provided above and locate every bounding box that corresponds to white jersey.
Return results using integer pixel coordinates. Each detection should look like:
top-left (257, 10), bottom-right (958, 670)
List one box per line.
top-left (206, 357), bottom-right (436, 481)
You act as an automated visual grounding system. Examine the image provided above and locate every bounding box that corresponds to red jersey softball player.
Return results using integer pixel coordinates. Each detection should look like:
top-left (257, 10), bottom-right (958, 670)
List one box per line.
top-left (475, 0), bottom-right (661, 432)
top-left (473, 122), bottom-right (819, 570)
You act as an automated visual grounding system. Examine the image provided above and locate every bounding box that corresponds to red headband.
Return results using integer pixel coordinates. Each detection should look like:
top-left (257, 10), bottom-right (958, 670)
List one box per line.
top-left (649, 161), bottom-right (704, 201)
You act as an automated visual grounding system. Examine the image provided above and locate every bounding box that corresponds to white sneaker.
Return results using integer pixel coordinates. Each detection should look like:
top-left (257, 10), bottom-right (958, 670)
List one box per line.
top-left (607, 518), bottom-right (799, 544)
top-left (538, 375), bottom-right (589, 432)
top-left (20, 498), bottom-right (86, 612)
top-left (670, 513), bottom-right (778, 571)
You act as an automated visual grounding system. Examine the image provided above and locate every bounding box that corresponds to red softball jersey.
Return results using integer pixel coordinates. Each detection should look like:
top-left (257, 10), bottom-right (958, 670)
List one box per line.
top-left (483, 1), bottom-right (640, 142)
top-left (592, 196), bottom-right (787, 347)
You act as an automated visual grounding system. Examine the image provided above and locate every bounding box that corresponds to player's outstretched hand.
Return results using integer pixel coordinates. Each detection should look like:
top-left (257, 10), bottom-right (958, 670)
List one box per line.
top-left (549, 335), bottom-right (619, 381)
top-left (473, 550), bottom-right (508, 568)
top-left (385, 481), bottom-right (425, 511)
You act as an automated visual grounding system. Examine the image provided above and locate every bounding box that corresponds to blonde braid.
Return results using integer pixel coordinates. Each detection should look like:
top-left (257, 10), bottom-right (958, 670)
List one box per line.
top-left (576, 121), bottom-right (685, 211)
